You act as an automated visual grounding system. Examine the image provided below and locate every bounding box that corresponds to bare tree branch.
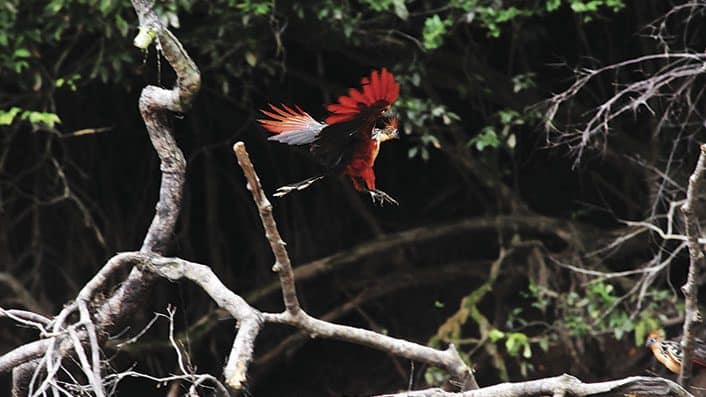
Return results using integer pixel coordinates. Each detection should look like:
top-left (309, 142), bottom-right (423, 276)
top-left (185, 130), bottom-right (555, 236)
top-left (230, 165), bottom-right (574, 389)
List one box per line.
top-left (119, 214), bottom-right (597, 356)
top-left (233, 141), bottom-right (478, 391)
top-left (678, 143), bottom-right (706, 386)
top-left (373, 374), bottom-right (691, 397)
top-left (233, 142), bottom-right (300, 315)
top-left (8, 0), bottom-right (200, 392)
top-left (145, 256), bottom-right (263, 390)
top-left (254, 260), bottom-right (490, 374)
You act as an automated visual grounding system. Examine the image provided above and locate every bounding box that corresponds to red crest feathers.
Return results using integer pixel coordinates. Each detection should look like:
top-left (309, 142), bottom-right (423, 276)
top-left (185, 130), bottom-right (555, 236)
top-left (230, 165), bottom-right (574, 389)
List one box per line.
top-left (325, 68), bottom-right (400, 125)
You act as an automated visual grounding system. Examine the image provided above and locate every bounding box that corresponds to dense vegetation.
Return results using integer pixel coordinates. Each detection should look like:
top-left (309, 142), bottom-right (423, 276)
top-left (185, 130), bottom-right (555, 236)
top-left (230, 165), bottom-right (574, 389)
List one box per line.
top-left (2, 0), bottom-right (704, 395)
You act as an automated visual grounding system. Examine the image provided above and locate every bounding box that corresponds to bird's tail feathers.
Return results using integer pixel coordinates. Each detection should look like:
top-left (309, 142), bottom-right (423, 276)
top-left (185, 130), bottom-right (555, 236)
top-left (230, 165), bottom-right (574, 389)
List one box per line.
top-left (274, 176), bottom-right (326, 197)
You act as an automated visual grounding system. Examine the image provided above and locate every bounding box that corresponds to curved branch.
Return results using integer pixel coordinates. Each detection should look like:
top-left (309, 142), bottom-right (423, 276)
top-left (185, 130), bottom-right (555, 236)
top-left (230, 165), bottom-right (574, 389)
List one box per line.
top-left (144, 257), bottom-right (262, 390)
top-left (8, 1), bottom-right (200, 393)
top-left (264, 310), bottom-right (476, 389)
top-left (374, 374), bottom-right (691, 397)
top-left (94, 0), bottom-right (199, 333)
top-left (234, 141), bottom-right (478, 391)
top-left (250, 214), bottom-right (593, 302)
top-left (254, 261), bottom-right (490, 375)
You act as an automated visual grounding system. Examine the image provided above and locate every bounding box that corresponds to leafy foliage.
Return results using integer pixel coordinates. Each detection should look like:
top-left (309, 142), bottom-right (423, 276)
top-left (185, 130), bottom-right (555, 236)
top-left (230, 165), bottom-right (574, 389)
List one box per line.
top-left (0, 107), bottom-right (60, 128)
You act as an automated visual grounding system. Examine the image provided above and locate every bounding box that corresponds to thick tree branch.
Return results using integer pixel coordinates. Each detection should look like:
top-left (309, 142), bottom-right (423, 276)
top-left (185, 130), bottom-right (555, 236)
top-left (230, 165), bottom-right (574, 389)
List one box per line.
top-left (254, 261), bottom-right (490, 375)
top-left (249, 214), bottom-right (594, 302)
top-left (0, 252), bottom-right (146, 374)
top-left (264, 310), bottom-right (476, 389)
top-left (144, 257), bottom-right (262, 390)
top-left (120, 214), bottom-right (595, 355)
top-left (374, 374), bottom-right (691, 397)
top-left (678, 143), bottom-right (706, 386)
top-left (8, 1), bottom-right (200, 393)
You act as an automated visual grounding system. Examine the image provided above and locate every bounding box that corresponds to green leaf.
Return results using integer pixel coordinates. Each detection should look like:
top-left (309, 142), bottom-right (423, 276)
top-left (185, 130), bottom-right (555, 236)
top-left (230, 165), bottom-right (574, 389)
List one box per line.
top-left (522, 342), bottom-right (532, 359)
top-left (13, 60), bottom-right (29, 73)
top-left (115, 14), bottom-right (129, 37)
top-left (20, 110), bottom-right (61, 128)
top-left (546, 0), bottom-right (562, 11)
top-left (100, 0), bottom-right (113, 15)
top-left (392, 0), bottom-right (408, 20)
top-left (469, 127), bottom-right (500, 151)
top-left (46, 0), bottom-right (64, 13)
top-left (13, 48), bottom-right (30, 58)
top-left (244, 51), bottom-right (257, 67)
top-left (0, 107), bottom-right (21, 125)
top-left (422, 15), bottom-right (450, 50)
top-left (505, 332), bottom-right (529, 357)
top-left (489, 329), bottom-right (505, 343)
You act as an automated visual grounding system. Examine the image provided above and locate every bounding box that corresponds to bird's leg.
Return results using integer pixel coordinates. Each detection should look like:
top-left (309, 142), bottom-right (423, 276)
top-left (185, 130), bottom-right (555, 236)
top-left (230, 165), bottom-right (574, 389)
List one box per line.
top-left (367, 189), bottom-right (399, 206)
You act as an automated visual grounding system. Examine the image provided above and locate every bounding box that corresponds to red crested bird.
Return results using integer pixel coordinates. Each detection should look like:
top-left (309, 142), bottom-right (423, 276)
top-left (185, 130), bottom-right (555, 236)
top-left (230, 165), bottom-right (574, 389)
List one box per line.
top-left (258, 68), bottom-right (400, 205)
top-left (646, 332), bottom-right (706, 373)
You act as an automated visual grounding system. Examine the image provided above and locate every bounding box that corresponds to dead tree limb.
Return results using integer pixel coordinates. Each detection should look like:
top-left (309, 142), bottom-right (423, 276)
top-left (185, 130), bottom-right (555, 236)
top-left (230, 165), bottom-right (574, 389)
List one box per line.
top-left (7, 0), bottom-right (200, 394)
top-left (678, 143), bottom-right (706, 386)
top-left (373, 374), bottom-right (691, 397)
top-left (233, 141), bottom-right (478, 391)
top-left (254, 260), bottom-right (490, 375)
top-left (145, 256), bottom-right (263, 390)
top-left (233, 142), bottom-right (300, 315)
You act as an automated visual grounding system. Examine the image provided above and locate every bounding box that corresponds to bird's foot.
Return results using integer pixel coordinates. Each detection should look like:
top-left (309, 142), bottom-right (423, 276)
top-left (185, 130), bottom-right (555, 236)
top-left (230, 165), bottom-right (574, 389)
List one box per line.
top-left (368, 189), bottom-right (399, 206)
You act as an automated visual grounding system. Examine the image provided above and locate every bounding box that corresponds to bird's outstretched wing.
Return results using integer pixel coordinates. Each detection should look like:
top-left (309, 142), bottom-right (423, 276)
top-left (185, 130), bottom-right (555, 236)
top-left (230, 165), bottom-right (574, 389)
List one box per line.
top-left (258, 104), bottom-right (325, 145)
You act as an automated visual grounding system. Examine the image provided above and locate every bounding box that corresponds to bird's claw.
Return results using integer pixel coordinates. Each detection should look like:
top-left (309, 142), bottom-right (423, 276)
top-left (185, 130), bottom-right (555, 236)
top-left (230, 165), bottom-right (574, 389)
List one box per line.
top-left (368, 189), bottom-right (398, 206)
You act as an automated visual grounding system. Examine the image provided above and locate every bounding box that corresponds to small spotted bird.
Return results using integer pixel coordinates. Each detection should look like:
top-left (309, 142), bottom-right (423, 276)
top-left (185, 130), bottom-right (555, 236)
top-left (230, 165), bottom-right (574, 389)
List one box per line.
top-left (258, 68), bottom-right (400, 205)
top-left (646, 332), bottom-right (706, 373)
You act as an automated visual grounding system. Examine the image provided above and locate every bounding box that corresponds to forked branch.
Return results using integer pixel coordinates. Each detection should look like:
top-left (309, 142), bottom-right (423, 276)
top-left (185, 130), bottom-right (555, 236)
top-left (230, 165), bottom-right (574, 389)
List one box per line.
top-left (233, 141), bottom-right (477, 390)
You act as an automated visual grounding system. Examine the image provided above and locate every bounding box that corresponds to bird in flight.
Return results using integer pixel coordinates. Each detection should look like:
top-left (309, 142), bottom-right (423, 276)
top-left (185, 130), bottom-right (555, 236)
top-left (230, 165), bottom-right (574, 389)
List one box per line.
top-left (258, 68), bottom-right (400, 205)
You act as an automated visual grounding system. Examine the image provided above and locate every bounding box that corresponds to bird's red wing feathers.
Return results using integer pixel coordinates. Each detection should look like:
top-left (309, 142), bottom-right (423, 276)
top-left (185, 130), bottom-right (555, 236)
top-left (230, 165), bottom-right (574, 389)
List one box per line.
top-left (258, 104), bottom-right (322, 134)
top-left (325, 68), bottom-right (400, 125)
